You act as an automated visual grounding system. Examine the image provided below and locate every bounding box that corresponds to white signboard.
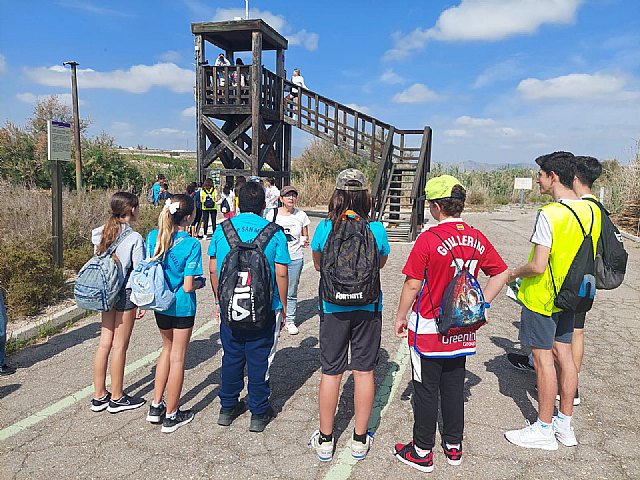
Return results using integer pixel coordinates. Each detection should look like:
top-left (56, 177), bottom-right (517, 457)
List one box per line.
top-left (514, 177), bottom-right (533, 190)
top-left (48, 121), bottom-right (72, 161)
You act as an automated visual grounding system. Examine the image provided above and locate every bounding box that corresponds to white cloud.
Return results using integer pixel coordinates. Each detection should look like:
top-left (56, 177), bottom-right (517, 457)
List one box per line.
top-left (473, 58), bottom-right (522, 88)
top-left (517, 72), bottom-right (639, 101)
top-left (383, 0), bottom-right (583, 60)
top-left (212, 8), bottom-right (319, 51)
top-left (16, 92), bottom-right (82, 106)
top-left (445, 129), bottom-right (469, 138)
top-left (455, 115), bottom-right (495, 127)
top-left (288, 29), bottom-right (319, 51)
top-left (157, 50), bottom-right (182, 63)
top-left (147, 127), bottom-right (191, 136)
top-left (110, 121), bottom-right (132, 132)
top-left (25, 63), bottom-right (193, 94)
top-left (392, 83), bottom-right (441, 103)
top-left (0, 54), bottom-right (6, 76)
top-left (181, 106), bottom-right (196, 118)
top-left (499, 127), bottom-right (520, 136)
top-left (379, 69), bottom-right (404, 85)
top-left (344, 104), bottom-right (371, 115)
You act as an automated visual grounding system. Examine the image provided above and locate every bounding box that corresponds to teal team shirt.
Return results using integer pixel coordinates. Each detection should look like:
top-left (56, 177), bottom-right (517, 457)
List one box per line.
top-left (311, 219), bottom-right (390, 313)
top-left (146, 229), bottom-right (203, 317)
top-left (208, 213), bottom-right (291, 311)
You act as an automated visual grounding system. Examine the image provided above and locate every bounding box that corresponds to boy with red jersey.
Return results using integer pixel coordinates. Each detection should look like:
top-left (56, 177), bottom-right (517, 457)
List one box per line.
top-left (394, 175), bottom-right (508, 473)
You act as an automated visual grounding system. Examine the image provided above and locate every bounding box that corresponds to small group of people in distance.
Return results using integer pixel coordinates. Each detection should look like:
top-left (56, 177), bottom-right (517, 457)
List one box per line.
top-left (85, 151), bottom-right (617, 472)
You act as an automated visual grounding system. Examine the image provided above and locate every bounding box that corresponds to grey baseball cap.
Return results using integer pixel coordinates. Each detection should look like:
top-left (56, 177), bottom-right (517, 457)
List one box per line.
top-left (336, 168), bottom-right (368, 191)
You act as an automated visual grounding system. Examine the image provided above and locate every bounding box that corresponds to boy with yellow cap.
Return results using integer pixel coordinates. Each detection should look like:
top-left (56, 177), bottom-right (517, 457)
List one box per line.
top-left (394, 175), bottom-right (509, 472)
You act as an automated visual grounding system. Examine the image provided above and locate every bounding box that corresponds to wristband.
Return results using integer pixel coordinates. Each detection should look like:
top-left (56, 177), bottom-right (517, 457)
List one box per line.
top-left (483, 302), bottom-right (490, 309)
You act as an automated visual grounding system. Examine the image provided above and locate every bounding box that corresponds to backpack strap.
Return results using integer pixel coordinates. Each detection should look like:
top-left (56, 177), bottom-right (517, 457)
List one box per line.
top-left (221, 219), bottom-right (241, 248)
top-left (583, 196), bottom-right (610, 216)
top-left (556, 201), bottom-right (594, 237)
top-left (106, 227), bottom-right (132, 256)
top-left (253, 221), bottom-right (281, 250)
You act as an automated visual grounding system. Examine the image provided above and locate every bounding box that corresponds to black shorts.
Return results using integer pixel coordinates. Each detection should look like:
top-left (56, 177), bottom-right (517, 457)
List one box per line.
top-left (155, 312), bottom-right (195, 330)
top-left (574, 312), bottom-right (586, 329)
top-left (319, 310), bottom-right (382, 375)
top-left (114, 287), bottom-right (135, 312)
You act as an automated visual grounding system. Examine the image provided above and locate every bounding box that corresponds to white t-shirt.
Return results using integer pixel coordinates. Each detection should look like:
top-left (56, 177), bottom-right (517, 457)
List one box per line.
top-left (266, 208), bottom-right (310, 260)
top-left (264, 185), bottom-right (280, 209)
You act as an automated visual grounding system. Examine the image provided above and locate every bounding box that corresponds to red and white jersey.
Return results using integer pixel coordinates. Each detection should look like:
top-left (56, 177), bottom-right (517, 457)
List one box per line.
top-left (403, 218), bottom-right (507, 358)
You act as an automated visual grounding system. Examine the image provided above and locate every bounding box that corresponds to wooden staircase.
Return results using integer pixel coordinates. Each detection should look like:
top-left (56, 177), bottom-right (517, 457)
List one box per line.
top-left (280, 75), bottom-right (432, 242)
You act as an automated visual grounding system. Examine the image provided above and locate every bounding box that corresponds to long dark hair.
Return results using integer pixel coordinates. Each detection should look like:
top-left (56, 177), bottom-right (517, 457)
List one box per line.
top-left (327, 187), bottom-right (371, 227)
top-left (97, 192), bottom-right (139, 255)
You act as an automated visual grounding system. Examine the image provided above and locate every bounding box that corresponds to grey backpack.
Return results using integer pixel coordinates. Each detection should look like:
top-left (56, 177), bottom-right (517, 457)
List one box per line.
top-left (74, 228), bottom-right (132, 312)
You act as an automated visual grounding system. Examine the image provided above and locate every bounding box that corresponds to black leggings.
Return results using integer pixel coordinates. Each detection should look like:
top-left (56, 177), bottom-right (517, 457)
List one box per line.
top-left (201, 210), bottom-right (217, 236)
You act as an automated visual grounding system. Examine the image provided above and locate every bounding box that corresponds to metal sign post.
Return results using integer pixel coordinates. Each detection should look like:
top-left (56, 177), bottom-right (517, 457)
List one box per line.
top-left (513, 177), bottom-right (533, 209)
top-left (48, 121), bottom-right (72, 268)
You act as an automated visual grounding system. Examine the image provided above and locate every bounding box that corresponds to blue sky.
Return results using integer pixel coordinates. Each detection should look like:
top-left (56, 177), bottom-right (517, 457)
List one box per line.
top-left (1, 0), bottom-right (639, 165)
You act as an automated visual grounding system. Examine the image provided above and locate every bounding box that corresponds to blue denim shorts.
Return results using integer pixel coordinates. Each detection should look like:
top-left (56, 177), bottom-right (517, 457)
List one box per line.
top-left (519, 306), bottom-right (575, 350)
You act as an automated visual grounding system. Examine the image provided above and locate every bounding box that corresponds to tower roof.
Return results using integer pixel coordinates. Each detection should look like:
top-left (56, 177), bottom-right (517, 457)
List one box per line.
top-left (191, 19), bottom-right (288, 51)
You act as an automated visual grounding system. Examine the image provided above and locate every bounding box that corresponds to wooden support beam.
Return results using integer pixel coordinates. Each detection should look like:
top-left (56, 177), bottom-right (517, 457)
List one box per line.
top-left (258, 122), bottom-right (282, 168)
top-left (203, 116), bottom-right (252, 163)
top-left (251, 30), bottom-right (263, 175)
top-left (202, 116), bottom-right (252, 168)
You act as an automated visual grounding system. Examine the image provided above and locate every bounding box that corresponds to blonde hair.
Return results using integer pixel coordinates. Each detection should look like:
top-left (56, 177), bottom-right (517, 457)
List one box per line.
top-left (152, 194), bottom-right (194, 260)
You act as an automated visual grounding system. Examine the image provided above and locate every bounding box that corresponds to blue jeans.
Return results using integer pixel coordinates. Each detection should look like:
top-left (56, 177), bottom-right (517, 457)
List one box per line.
top-left (286, 258), bottom-right (304, 325)
top-left (0, 293), bottom-right (7, 366)
top-left (219, 312), bottom-right (278, 415)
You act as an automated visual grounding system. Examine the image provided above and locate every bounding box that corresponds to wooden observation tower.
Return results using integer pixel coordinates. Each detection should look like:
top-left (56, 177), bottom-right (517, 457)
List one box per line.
top-left (192, 19), bottom-right (433, 241)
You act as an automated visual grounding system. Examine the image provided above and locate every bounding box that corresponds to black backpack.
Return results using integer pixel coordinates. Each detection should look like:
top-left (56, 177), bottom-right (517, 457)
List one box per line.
top-left (550, 202), bottom-right (597, 313)
top-left (218, 220), bottom-right (280, 330)
top-left (220, 197), bottom-right (231, 213)
top-left (203, 189), bottom-right (216, 209)
top-left (584, 197), bottom-right (628, 289)
top-left (320, 212), bottom-right (380, 309)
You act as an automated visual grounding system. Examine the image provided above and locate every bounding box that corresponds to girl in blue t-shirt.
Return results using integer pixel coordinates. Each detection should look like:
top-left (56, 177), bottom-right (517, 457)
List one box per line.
top-left (145, 195), bottom-right (205, 433)
top-left (309, 169), bottom-right (390, 462)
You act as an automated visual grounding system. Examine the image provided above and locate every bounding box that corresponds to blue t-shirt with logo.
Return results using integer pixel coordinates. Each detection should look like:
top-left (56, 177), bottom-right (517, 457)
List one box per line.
top-left (146, 229), bottom-right (203, 317)
top-left (311, 218), bottom-right (390, 313)
top-left (208, 213), bottom-right (291, 311)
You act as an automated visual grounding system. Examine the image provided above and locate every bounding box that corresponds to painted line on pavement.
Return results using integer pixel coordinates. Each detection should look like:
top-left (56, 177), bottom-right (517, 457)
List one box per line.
top-left (0, 320), bottom-right (215, 441)
top-left (1, 260), bottom-right (316, 442)
top-left (323, 340), bottom-right (411, 480)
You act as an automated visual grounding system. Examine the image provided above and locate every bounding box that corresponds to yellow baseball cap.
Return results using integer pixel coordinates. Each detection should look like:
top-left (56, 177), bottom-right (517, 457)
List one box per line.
top-left (424, 175), bottom-right (465, 201)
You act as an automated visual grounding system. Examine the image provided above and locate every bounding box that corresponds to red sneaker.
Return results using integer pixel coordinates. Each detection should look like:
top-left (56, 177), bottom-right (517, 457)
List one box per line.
top-left (394, 441), bottom-right (434, 473)
top-left (441, 441), bottom-right (462, 466)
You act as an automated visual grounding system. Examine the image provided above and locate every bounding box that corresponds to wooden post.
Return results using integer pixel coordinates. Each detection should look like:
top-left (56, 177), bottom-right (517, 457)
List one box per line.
top-left (51, 160), bottom-right (63, 268)
top-left (251, 30), bottom-right (262, 175)
top-left (195, 35), bottom-right (205, 181)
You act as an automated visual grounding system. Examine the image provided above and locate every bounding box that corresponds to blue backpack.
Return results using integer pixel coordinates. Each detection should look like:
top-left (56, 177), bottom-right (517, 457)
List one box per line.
top-left (130, 236), bottom-right (185, 311)
top-left (74, 228), bottom-right (132, 312)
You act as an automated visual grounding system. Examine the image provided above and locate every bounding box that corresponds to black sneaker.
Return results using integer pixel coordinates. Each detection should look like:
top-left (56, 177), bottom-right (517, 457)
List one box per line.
top-left (507, 353), bottom-right (535, 371)
top-left (218, 400), bottom-right (247, 426)
top-left (146, 402), bottom-right (167, 423)
top-left (90, 392), bottom-right (111, 412)
top-left (249, 406), bottom-right (274, 433)
top-left (0, 363), bottom-right (16, 375)
top-left (394, 441), bottom-right (434, 473)
top-left (161, 409), bottom-right (194, 433)
top-left (441, 440), bottom-right (462, 466)
top-left (107, 393), bottom-right (146, 413)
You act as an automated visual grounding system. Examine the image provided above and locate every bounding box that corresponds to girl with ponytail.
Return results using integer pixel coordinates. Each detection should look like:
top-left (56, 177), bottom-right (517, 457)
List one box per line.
top-left (90, 192), bottom-right (147, 414)
top-left (145, 195), bottom-right (205, 433)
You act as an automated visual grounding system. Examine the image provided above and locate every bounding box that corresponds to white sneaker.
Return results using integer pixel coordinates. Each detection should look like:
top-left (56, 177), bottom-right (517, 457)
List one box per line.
top-left (552, 417), bottom-right (578, 447)
top-left (504, 421), bottom-right (558, 450)
top-left (285, 323), bottom-right (299, 335)
top-left (351, 431), bottom-right (374, 460)
top-left (308, 430), bottom-right (334, 461)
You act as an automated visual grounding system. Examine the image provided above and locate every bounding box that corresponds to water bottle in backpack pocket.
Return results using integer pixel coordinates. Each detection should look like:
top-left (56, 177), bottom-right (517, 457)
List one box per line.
top-left (74, 228), bottom-right (132, 312)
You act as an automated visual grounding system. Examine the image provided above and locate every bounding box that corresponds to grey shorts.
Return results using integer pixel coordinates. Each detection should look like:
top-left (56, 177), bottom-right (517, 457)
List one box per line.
top-left (319, 310), bottom-right (382, 375)
top-left (519, 306), bottom-right (575, 350)
top-left (113, 287), bottom-right (135, 312)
